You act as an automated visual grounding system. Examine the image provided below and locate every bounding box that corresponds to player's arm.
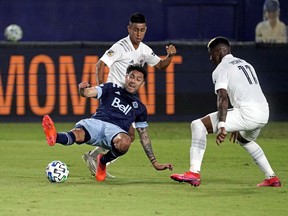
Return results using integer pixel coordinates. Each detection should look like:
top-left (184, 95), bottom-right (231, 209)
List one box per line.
top-left (78, 81), bottom-right (98, 98)
top-left (96, 60), bottom-right (106, 85)
top-left (136, 127), bottom-right (173, 171)
top-left (216, 88), bottom-right (229, 145)
top-left (155, 44), bottom-right (177, 70)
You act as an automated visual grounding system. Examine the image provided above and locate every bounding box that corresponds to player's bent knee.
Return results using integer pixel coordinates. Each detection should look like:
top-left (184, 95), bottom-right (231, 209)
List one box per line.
top-left (71, 128), bottom-right (86, 144)
top-left (113, 133), bottom-right (131, 154)
top-left (236, 133), bottom-right (250, 144)
top-left (191, 119), bottom-right (206, 132)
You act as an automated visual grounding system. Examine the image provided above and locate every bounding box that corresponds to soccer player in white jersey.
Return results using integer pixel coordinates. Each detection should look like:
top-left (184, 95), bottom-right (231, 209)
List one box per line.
top-left (82, 12), bottom-right (177, 177)
top-left (42, 64), bottom-right (173, 182)
top-left (171, 36), bottom-right (281, 187)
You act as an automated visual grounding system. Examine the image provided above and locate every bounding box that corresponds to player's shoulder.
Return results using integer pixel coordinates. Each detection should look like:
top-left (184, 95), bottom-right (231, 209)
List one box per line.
top-left (278, 20), bottom-right (287, 28)
top-left (100, 82), bottom-right (122, 90)
top-left (140, 42), bottom-right (153, 52)
top-left (256, 20), bottom-right (268, 30)
top-left (115, 37), bottom-right (133, 52)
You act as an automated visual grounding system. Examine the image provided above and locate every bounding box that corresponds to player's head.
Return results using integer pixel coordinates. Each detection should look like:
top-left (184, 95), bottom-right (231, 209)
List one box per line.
top-left (127, 13), bottom-right (147, 46)
top-left (263, 0), bottom-right (280, 21)
top-left (129, 13), bottom-right (146, 24)
top-left (124, 64), bottom-right (147, 94)
top-left (264, 0), bottom-right (280, 12)
top-left (207, 36), bottom-right (231, 66)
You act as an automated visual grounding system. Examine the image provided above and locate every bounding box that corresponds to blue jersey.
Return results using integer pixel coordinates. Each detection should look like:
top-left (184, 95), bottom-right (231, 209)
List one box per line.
top-left (92, 83), bottom-right (148, 132)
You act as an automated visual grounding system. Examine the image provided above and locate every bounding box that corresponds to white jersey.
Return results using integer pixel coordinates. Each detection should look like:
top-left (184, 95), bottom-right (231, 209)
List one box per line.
top-left (100, 35), bottom-right (161, 86)
top-left (212, 54), bottom-right (269, 123)
top-left (255, 19), bottom-right (287, 43)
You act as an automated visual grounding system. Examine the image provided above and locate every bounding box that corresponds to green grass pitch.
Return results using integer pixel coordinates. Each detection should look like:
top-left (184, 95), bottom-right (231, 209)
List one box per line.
top-left (0, 122), bottom-right (287, 216)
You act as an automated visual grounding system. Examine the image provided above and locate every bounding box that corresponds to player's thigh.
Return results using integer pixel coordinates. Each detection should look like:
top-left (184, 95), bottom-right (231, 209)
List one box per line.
top-left (103, 122), bottom-right (128, 148)
top-left (75, 118), bottom-right (103, 144)
top-left (209, 108), bottom-right (261, 133)
top-left (239, 128), bottom-right (262, 142)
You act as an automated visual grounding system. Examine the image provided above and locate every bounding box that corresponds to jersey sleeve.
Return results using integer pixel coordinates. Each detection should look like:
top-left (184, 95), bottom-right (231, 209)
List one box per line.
top-left (100, 43), bottom-right (122, 67)
top-left (212, 65), bottom-right (228, 94)
top-left (96, 83), bottom-right (112, 99)
top-left (143, 44), bottom-right (161, 66)
top-left (134, 105), bottom-right (148, 128)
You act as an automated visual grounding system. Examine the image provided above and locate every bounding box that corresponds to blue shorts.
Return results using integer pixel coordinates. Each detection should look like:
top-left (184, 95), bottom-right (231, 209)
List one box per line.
top-left (75, 118), bottom-right (127, 150)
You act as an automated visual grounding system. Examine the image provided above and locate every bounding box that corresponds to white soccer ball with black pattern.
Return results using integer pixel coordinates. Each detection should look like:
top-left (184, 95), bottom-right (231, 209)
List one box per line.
top-left (45, 160), bottom-right (69, 183)
top-left (4, 24), bottom-right (23, 42)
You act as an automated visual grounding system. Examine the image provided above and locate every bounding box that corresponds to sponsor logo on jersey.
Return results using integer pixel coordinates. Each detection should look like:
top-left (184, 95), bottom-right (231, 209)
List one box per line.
top-left (132, 101), bottom-right (138, 108)
top-left (111, 97), bottom-right (132, 115)
top-left (107, 49), bottom-right (115, 57)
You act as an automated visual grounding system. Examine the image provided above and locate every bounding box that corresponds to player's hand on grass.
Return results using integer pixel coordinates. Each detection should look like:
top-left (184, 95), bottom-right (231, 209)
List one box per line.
top-left (216, 127), bottom-right (227, 145)
top-left (152, 162), bottom-right (173, 171)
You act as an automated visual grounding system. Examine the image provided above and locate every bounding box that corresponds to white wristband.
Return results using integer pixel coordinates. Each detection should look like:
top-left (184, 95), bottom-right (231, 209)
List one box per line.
top-left (218, 121), bottom-right (226, 129)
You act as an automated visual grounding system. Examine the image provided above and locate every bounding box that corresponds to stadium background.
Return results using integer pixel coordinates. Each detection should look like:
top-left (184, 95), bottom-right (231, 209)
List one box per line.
top-left (1, 0), bottom-right (288, 122)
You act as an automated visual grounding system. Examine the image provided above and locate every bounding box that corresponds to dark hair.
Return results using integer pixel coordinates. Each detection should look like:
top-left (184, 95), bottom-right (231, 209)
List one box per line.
top-left (207, 36), bottom-right (230, 49)
top-left (126, 64), bottom-right (147, 80)
top-left (129, 12), bottom-right (146, 24)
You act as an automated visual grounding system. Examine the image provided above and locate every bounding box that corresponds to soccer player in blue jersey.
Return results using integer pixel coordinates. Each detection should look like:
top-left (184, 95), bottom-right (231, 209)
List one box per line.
top-left (42, 64), bottom-right (173, 181)
top-left (83, 12), bottom-right (177, 178)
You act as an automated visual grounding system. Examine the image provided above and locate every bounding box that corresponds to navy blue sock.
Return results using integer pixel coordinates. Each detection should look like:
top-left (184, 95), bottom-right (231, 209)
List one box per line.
top-left (56, 132), bottom-right (75, 145)
top-left (100, 143), bottom-right (125, 164)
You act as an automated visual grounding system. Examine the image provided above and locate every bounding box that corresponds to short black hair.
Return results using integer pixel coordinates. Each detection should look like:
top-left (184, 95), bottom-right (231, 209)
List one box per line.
top-left (129, 12), bottom-right (146, 24)
top-left (126, 64), bottom-right (147, 80)
top-left (207, 36), bottom-right (230, 49)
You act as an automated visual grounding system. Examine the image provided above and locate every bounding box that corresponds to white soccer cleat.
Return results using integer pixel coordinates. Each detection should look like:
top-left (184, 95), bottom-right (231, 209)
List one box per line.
top-left (82, 152), bottom-right (115, 179)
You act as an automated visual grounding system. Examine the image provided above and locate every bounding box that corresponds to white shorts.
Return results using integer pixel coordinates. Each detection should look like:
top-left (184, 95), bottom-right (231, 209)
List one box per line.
top-left (75, 118), bottom-right (127, 150)
top-left (208, 108), bottom-right (267, 141)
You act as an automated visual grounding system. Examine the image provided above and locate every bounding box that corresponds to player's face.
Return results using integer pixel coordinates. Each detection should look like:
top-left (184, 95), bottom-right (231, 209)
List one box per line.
top-left (124, 70), bottom-right (145, 94)
top-left (128, 23), bottom-right (147, 45)
top-left (267, 10), bottom-right (279, 21)
top-left (208, 47), bottom-right (221, 66)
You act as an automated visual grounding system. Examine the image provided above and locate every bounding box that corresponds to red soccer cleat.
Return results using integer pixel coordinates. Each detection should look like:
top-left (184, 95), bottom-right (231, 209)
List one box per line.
top-left (96, 154), bottom-right (106, 182)
top-left (170, 171), bottom-right (201, 187)
top-left (257, 176), bottom-right (281, 187)
top-left (42, 115), bottom-right (57, 146)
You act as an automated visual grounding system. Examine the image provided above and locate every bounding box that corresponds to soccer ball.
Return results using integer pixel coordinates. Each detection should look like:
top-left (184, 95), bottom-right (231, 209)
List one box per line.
top-left (45, 160), bottom-right (69, 183)
top-left (4, 24), bottom-right (23, 42)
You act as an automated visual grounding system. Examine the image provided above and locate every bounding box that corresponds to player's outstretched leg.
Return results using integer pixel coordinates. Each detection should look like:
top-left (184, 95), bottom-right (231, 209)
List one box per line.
top-left (170, 171), bottom-right (201, 187)
top-left (42, 115), bottom-right (57, 146)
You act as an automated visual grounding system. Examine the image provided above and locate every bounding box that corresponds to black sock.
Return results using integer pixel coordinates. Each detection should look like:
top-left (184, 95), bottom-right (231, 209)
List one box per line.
top-left (56, 132), bottom-right (75, 145)
top-left (100, 143), bottom-right (125, 164)
top-left (100, 151), bottom-right (118, 165)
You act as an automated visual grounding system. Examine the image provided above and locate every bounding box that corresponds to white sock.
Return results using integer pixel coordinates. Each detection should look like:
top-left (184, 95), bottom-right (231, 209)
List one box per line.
top-left (189, 119), bottom-right (208, 174)
top-left (89, 147), bottom-right (117, 166)
top-left (240, 140), bottom-right (275, 179)
top-left (89, 146), bottom-right (109, 158)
